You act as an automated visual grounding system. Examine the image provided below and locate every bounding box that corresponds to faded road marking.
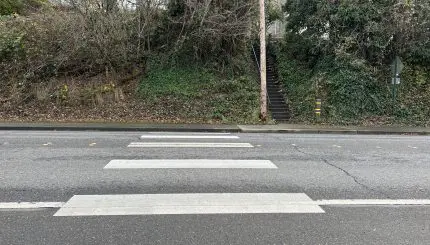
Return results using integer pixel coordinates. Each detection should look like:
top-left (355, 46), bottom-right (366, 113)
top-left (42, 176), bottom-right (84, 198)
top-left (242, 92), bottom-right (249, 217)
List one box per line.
top-left (54, 193), bottom-right (324, 216)
top-left (128, 142), bottom-right (253, 148)
top-left (105, 159), bottom-right (278, 169)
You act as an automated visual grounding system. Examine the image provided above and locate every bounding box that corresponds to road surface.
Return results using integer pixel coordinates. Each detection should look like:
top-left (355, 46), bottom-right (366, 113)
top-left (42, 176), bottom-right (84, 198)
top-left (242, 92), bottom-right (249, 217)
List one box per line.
top-left (1, 131), bottom-right (429, 244)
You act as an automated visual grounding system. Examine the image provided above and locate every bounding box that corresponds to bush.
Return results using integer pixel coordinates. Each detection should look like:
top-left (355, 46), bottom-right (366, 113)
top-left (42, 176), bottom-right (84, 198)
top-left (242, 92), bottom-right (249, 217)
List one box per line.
top-left (1, 0), bottom-right (257, 85)
top-left (321, 60), bottom-right (388, 122)
top-left (0, 0), bottom-right (24, 15)
top-left (0, 0), bottom-right (46, 15)
top-left (395, 66), bottom-right (430, 126)
top-left (277, 53), bottom-right (314, 121)
top-left (163, 0), bottom-right (257, 68)
top-left (0, 7), bottom-right (152, 86)
top-left (277, 47), bottom-right (390, 124)
top-left (0, 0), bottom-right (261, 124)
top-left (0, 19), bottom-right (24, 61)
top-left (277, 0), bottom-right (430, 125)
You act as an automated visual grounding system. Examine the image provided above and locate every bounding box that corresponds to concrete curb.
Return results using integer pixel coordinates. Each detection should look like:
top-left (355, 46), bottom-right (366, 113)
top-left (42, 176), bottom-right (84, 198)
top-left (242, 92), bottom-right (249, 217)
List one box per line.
top-left (355, 129), bottom-right (430, 136)
top-left (0, 123), bottom-right (241, 133)
top-left (237, 125), bottom-right (430, 135)
top-left (240, 129), bottom-right (430, 135)
top-left (0, 123), bottom-right (429, 135)
top-left (239, 129), bottom-right (358, 134)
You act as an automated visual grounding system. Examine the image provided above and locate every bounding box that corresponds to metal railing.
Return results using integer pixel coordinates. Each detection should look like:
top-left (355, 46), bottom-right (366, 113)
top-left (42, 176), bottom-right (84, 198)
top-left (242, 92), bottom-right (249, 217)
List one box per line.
top-left (252, 44), bottom-right (260, 72)
top-left (251, 44), bottom-right (272, 107)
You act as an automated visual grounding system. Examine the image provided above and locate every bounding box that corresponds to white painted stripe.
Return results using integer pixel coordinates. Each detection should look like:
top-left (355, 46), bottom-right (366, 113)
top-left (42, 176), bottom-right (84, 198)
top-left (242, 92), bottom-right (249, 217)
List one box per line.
top-left (104, 159), bottom-right (278, 169)
top-left (147, 132), bottom-right (232, 135)
top-left (127, 142), bottom-right (253, 148)
top-left (0, 202), bottom-right (65, 209)
top-left (5, 199), bottom-right (430, 214)
top-left (54, 193), bottom-right (325, 216)
top-left (315, 199), bottom-right (430, 206)
top-left (140, 135), bottom-right (239, 139)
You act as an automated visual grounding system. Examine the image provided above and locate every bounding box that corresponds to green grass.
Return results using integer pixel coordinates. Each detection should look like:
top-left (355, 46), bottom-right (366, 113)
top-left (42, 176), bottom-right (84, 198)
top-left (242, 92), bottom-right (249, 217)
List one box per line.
top-left (138, 67), bottom-right (260, 123)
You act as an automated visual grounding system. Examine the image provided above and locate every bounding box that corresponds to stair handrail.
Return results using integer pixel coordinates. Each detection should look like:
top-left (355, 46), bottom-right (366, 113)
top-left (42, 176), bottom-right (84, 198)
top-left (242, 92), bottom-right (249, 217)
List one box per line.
top-left (252, 44), bottom-right (260, 72)
top-left (252, 43), bottom-right (272, 107)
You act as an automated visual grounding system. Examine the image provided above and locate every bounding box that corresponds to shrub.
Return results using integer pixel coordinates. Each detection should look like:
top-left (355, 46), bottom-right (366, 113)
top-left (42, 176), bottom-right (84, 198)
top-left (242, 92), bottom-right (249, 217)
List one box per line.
top-left (277, 0), bottom-right (430, 125)
top-left (163, 0), bottom-right (257, 68)
top-left (277, 48), bottom-right (390, 124)
top-left (0, 6), bottom-right (153, 85)
top-left (0, 0), bottom-right (46, 15)
top-left (321, 60), bottom-right (388, 122)
top-left (395, 66), bottom-right (430, 126)
top-left (0, 0), bottom-right (24, 15)
top-left (1, 0), bottom-right (257, 84)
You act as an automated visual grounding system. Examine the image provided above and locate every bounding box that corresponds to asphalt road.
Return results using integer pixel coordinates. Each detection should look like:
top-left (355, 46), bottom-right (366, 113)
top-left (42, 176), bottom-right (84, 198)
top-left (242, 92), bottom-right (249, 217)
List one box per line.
top-left (1, 131), bottom-right (430, 244)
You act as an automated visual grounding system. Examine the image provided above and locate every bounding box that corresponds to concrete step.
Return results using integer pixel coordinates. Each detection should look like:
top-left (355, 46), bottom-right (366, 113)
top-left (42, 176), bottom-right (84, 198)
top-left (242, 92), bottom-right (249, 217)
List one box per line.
top-left (268, 94), bottom-right (285, 98)
top-left (270, 103), bottom-right (288, 107)
top-left (270, 102), bottom-right (287, 104)
top-left (271, 115), bottom-right (290, 120)
top-left (269, 96), bottom-right (285, 99)
top-left (270, 107), bottom-right (289, 112)
top-left (269, 99), bottom-right (285, 103)
top-left (267, 86), bottom-right (282, 89)
top-left (270, 102), bottom-right (287, 106)
top-left (271, 114), bottom-right (290, 118)
top-left (272, 116), bottom-right (290, 121)
top-left (269, 97), bottom-right (285, 99)
top-left (269, 103), bottom-right (288, 107)
top-left (269, 103), bottom-right (287, 107)
top-left (269, 102), bottom-right (287, 105)
top-left (270, 110), bottom-right (289, 114)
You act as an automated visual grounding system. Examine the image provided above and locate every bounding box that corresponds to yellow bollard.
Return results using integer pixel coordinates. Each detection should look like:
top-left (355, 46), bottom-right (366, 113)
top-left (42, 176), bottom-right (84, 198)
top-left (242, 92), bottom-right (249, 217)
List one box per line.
top-left (315, 99), bottom-right (322, 122)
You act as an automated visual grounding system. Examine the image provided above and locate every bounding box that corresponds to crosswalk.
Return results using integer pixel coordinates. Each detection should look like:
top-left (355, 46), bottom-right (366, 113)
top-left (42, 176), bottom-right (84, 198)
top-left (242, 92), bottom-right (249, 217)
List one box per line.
top-left (2, 132), bottom-right (430, 217)
top-left (54, 132), bottom-right (323, 216)
top-left (104, 159), bottom-right (278, 169)
top-left (54, 193), bottom-right (325, 216)
top-left (139, 135), bottom-right (240, 139)
top-left (127, 142), bottom-right (254, 148)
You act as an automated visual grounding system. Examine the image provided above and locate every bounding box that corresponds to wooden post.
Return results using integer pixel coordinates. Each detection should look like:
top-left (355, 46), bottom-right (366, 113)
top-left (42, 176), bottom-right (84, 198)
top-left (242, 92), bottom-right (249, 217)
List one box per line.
top-left (259, 0), bottom-right (267, 121)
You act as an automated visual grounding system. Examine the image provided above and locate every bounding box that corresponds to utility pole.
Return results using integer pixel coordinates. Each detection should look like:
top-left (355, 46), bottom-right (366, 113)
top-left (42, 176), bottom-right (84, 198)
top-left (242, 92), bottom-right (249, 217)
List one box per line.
top-left (259, 0), bottom-right (267, 121)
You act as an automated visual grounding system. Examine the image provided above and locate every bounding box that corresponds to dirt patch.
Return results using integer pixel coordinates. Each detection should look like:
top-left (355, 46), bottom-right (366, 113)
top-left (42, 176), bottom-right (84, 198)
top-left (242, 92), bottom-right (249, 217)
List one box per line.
top-left (0, 75), bottom-right (217, 124)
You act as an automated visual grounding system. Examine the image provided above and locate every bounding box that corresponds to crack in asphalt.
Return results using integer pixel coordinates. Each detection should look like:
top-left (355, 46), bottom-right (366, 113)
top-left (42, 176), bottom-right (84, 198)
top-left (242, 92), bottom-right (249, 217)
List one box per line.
top-left (292, 145), bottom-right (390, 198)
top-left (320, 158), bottom-right (389, 197)
top-left (292, 145), bottom-right (308, 155)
